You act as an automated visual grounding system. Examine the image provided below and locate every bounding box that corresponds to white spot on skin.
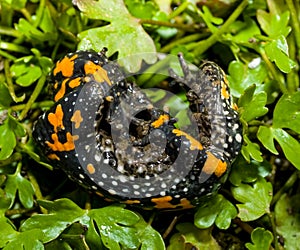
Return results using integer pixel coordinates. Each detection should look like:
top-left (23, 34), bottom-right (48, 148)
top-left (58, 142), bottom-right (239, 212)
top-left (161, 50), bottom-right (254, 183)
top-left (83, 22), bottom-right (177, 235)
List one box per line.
top-left (108, 189), bottom-right (116, 195)
top-left (160, 191), bottom-right (166, 196)
top-left (233, 123), bottom-right (239, 130)
top-left (161, 183), bottom-right (167, 189)
top-left (235, 133), bottom-right (242, 143)
top-left (95, 154), bottom-right (101, 162)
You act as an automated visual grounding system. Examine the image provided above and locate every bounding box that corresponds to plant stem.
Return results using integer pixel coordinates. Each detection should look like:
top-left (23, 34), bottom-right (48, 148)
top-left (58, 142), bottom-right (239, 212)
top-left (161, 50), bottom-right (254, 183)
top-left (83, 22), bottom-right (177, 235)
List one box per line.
top-left (4, 59), bottom-right (26, 103)
top-left (11, 100), bottom-right (54, 111)
top-left (20, 8), bottom-right (32, 22)
top-left (168, 1), bottom-right (189, 19)
top-left (0, 26), bottom-right (22, 37)
top-left (268, 212), bottom-right (280, 250)
top-left (271, 171), bottom-right (299, 206)
top-left (193, 0), bottom-right (249, 56)
top-left (5, 207), bottom-right (36, 217)
top-left (160, 33), bottom-right (208, 53)
top-left (0, 41), bottom-right (30, 53)
top-left (139, 19), bottom-right (200, 32)
top-left (19, 74), bottom-right (47, 121)
top-left (286, 0), bottom-right (300, 57)
top-left (258, 48), bottom-right (288, 94)
top-left (33, 0), bottom-right (46, 28)
top-left (0, 153), bottom-right (22, 167)
top-left (0, 50), bottom-right (17, 60)
top-left (27, 170), bottom-right (44, 200)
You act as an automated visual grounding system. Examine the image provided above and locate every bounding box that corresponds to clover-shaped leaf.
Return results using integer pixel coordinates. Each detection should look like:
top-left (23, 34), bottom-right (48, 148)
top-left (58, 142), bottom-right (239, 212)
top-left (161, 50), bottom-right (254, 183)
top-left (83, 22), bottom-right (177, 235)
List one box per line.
top-left (257, 126), bottom-right (278, 155)
top-left (265, 35), bottom-right (296, 73)
top-left (125, 0), bottom-right (159, 19)
top-left (134, 214), bottom-right (165, 250)
top-left (275, 194), bottom-right (300, 250)
top-left (227, 18), bottom-right (261, 44)
top-left (0, 119), bottom-right (16, 160)
top-left (241, 135), bottom-right (263, 163)
top-left (75, 0), bottom-right (156, 72)
top-left (1, 229), bottom-right (44, 250)
top-left (167, 223), bottom-right (220, 250)
top-left (227, 60), bottom-right (267, 98)
top-left (256, 10), bottom-right (291, 38)
top-left (88, 205), bottom-right (140, 250)
top-left (20, 199), bottom-right (88, 243)
top-left (229, 156), bottom-right (272, 186)
top-left (231, 177), bottom-right (272, 221)
top-left (245, 227), bottom-right (273, 250)
top-left (273, 92), bottom-right (300, 134)
top-left (258, 127), bottom-right (300, 170)
top-left (0, 83), bottom-right (13, 108)
top-left (238, 85), bottom-right (268, 122)
top-left (4, 172), bottom-right (35, 209)
top-left (194, 194), bottom-right (237, 230)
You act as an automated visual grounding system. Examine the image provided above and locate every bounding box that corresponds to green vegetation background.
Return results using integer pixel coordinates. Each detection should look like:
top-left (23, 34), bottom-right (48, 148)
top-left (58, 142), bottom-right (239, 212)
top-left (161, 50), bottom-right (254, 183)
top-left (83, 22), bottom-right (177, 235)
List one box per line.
top-left (0, 0), bottom-right (299, 249)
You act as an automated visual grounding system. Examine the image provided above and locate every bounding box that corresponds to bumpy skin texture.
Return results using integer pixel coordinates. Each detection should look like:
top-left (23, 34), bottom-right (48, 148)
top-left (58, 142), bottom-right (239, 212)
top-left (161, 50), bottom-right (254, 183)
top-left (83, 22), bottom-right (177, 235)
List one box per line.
top-left (33, 50), bottom-right (242, 209)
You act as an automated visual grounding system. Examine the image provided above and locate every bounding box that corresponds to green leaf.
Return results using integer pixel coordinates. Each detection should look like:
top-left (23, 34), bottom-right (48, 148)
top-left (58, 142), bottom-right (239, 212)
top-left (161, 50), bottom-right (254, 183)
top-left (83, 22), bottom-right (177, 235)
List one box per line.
top-left (76, 0), bottom-right (156, 72)
top-left (241, 135), bottom-right (263, 163)
top-left (0, 82), bottom-right (13, 108)
top-left (153, 11), bottom-right (177, 39)
top-left (167, 223), bottom-right (220, 250)
top-left (135, 214), bottom-right (165, 250)
top-left (85, 218), bottom-right (105, 249)
top-left (0, 189), bottom-right (11, 217)
top-left (0, 119), bottom-right (16, 160)
top-left (202, 6), bottom-right (223, 26)
top-left (229, 156), bottom-right (272, 186)
top-left (201, 5), bottom-right (223, 33)
top-left (39, 7), bottom-right (56, 34)
top-left (0, 218), bottom-right (19, 248)
top-left (245, 227), bottom-right (273, 250)
top-left (265, 35), bottom-right (296, 73)
top-left (256, 10), bottom-right (291, 38)
top-left (271, 128), bottom-right (300, 170)
top-left (8, 115), bottom-right (26, 137)
top-left (10, 62), bottom-right (42, 87)
top-left (275, 194), bottom-right (300, 250)
top-left (231, 177), bottom-right (272, 221)
top-left (227, 18), bottom-right (261, 44)
top-left (194, 194), bottom-right (237, 230)
top-left (15, 19), bottom-right (46, 41)
top-left (257, 126), bottom-right (279, 155)
top-left (2, 229), bottom-right (44, 250)
top-left (257, 126), bottom-right (300, 169)
top-left (273, 92), bottom-right (300, 134)
top-left (3, 0), bottom-right (27, 10)
top-left (55, 222), bottom-right (90, 250)
top-left (88, 205), bottom-right (140, 249)
top-left (125, 0), bottom-right (158, 19)
top-left (20, 199), bottom-right (88, 243)
top-left (4, 172), bottom-right (35, 208)
top-left (238, 85), bottom-right (268, 122)
top-left (227, 60), bottom-right (267, 98)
